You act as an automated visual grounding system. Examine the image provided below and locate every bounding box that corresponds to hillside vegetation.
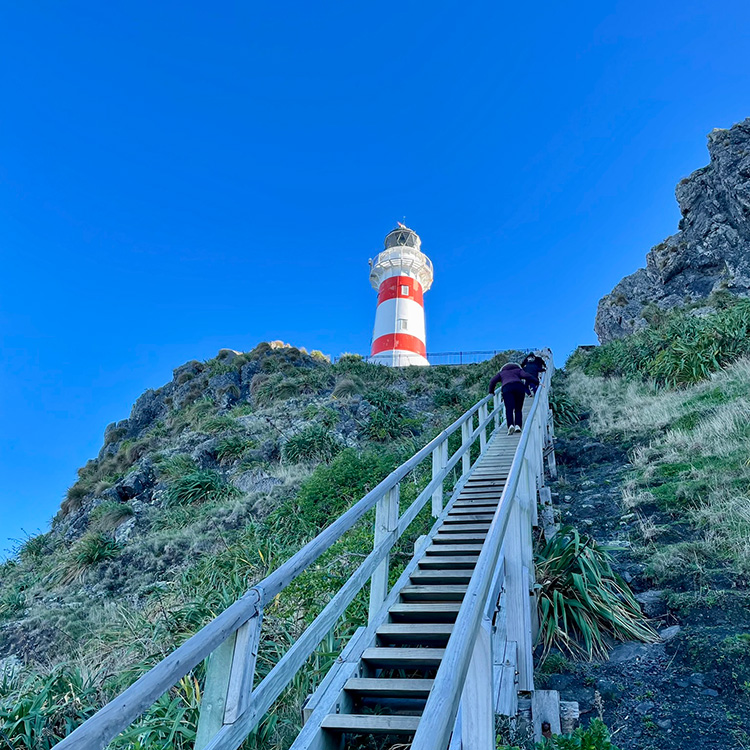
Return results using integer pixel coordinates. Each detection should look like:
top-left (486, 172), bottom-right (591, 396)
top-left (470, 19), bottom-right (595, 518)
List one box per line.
top-left (0, 344), bottom-right (522, 749)
top-left (543, 298), bottom-right (750, 749)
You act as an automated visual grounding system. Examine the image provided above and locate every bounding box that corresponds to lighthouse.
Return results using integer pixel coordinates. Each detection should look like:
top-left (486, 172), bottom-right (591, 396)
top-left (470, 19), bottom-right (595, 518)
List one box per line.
top-left (369, 224), bottom-right (433, 367)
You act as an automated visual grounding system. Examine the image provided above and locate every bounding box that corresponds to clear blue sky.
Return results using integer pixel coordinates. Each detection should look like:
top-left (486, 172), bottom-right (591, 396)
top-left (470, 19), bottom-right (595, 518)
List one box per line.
top-left (2, 0), bottom-right (750, 555)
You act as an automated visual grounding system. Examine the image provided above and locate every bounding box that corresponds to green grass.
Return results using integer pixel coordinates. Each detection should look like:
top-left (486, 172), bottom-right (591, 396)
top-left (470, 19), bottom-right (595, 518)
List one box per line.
top-left (214, 435), bottom-right (256, 464)
top-left (165, 470), bottom-right (240, 507)
top-left (283, 424), bottom-right (342, 464)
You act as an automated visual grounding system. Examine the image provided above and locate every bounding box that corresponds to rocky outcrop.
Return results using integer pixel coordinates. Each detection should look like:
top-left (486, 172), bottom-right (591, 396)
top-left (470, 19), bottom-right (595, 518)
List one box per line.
top-left (595, 118), bottom-right (750, 343)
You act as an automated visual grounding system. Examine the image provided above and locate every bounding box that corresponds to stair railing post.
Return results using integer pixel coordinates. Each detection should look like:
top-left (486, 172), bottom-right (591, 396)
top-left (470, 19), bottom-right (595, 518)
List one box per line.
top-left (195, 609), bottom-right (263, 748)
top-left (545, 395), bottom-right (558, 480)
top-left (460, 619), bottom-right (494, 750)
top-left (505, 482), bottom-right (534, 692)
top-left (479, 403), bottom-right (488, 453)
top-left (519, 457), bottom-right (540, 658)
top-left (431, 438), bottom-right (447, 518)
top-left (461, 415), bottom-right (472, 477)
top-left (493, 393), bottom-right (501, 430)
top-left (368, 483), bottom-right (400, 623)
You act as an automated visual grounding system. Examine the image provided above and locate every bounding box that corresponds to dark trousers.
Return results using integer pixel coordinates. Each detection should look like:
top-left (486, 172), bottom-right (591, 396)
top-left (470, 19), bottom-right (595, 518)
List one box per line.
top-left (502, 382), bottom-right (526, 427)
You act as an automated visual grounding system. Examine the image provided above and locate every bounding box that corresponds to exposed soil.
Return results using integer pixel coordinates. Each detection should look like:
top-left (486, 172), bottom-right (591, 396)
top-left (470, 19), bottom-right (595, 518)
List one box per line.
top-left (542, 424), bottom-right (750, 750)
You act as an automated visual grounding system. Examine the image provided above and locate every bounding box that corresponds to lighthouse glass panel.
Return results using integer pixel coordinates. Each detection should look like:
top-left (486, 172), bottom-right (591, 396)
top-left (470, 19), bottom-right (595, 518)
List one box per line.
top-left (401, 285), bottom-right (409, 296)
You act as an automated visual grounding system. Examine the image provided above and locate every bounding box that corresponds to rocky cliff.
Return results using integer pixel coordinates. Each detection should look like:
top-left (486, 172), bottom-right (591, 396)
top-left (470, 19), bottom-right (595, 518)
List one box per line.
top-left (595, 118), bottom-right (750, 343)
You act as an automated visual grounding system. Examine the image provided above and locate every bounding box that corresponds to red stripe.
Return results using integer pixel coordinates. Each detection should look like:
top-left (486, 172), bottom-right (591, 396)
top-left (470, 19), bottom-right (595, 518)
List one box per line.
top-left (371, 333), bottom-right (427, 357)
top-left (377, 276), bottom-right (424, 305)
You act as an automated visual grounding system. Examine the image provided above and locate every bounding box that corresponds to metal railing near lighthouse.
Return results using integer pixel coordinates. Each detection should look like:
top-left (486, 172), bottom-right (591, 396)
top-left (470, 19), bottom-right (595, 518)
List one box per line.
top-left (52, 351), bottom-right (556, 750)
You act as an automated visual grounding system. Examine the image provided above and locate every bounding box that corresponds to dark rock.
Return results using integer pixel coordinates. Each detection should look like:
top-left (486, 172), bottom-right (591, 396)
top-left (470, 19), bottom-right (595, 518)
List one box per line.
top-left (231, 470), bottom-right (283, 495)
top-left (595, 678), bottom-right (623, 701)
top-left (596, 118), bottom-right (750, 342)
top-left (635, 701), bottom-right (655, 715)
top-left (117, 464), bottom-right (155, 500)
top-left (209, 372), bottom-right (241, 406)
top-left (609, 642), bottom-right (654, 662)
top-left (544, 674), bottom-right (576, 691)
top-left (240, 360), bottom-right (261, 384)
top-left (675, 679), bottom-right (690, 688)
top-left (635, 589), bottom-right (667, 618)
top-left (260, 439), bottom-right (280, 463)
top-left (656, 718), bottom-right (673, 730)
top-left (689, 672), bottom-right (706, 687)
top-left (216, 348), bottom-right (240, 362)
top-left (173, 359), bottom-right (204, 383)
top-left (128, 389), bottom-right (168, 435)
top-left (702, 688), bottom-right (719, 697)
top-left (659, 625), bottom-right (681, 642)
top-left (560, 687), bottom-right (595, 710)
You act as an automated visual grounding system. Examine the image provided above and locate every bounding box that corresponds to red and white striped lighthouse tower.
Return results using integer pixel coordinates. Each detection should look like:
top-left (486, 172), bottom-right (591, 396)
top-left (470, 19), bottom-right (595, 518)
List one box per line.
top-left (369, 224), bottom-right (433, 367)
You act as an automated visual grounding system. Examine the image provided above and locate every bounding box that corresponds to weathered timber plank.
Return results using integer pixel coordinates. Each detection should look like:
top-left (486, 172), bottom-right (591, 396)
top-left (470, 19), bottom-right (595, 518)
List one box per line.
top-left (532, 690), bottom-right (561, 741)
top-left (321, 714), bottom-right (420, 735)
top-left (361, 647), bottom-right (445, 668)
top-left (344, 678), bottom-right (433, 698)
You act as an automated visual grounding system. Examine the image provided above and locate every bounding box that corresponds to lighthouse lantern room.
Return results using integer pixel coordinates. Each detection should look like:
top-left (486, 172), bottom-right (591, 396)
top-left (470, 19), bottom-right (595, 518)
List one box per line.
top-left (369, 224), bottom-right (433, 367)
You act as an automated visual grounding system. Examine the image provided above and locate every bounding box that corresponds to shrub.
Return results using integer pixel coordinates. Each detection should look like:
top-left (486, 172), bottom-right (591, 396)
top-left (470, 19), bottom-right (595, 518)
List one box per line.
top-left (549, 389), bottom-right (579, 427)
top-left (433, 387), bottom-right (461, 408)
top-left (199, 415), bottom-right (238, 434)
top-left (535, 526), bottom-right (657, 659)
top-left (74, 532), bottom-right (121, 567)
top-left (166, 470), bottom-right (240, 507)
top-left (291, 448), bottom-right (400, 530)
top-left (284, 425), bottom-right (342, 463)
top-left (18, 532), bottom-right (53, 561)
top-left (569, 298), bottom-right (750, 386)
top-left (89, 500), bottom-right (134, 529)
top-left (214, 435), bottom-right (255, 464)
top-left (155, 454), bottom-right (198, 478)
top-left (332, 377), bottom-right (363, 399)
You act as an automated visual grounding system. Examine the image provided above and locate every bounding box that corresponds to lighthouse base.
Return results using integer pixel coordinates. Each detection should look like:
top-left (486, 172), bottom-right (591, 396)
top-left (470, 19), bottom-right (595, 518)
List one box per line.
top-left (370, 350), bottom-right (430, 367)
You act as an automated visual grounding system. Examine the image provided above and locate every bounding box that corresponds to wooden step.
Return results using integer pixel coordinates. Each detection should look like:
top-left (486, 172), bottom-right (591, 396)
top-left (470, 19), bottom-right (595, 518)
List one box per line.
top-left (450, 504), bottom-right (497, 514)
top-left (344, 677), bottom-right (434, 698)
top-left (433, 533), bottom-right (486, 544)
top-left (322, 714), bottom-right (420, 735)
top-left (444, 514), bottom-right (495, 524)
top-left (388, 603), bottom-right (461, 622)
top-left (362, 647), bottom-right (445, 668)
top-left (400, 585), bottom-right (466, 601)
top-left (409, 569), bottom-right (473, 585)
top-left (419, 555), bottom-right (478, 569)
top-left (376, 623), bottom-right (453, 645)
top-left (425, 543), bottom-right (483, 555)
top-left (435, 524), bottom-right (490, 534)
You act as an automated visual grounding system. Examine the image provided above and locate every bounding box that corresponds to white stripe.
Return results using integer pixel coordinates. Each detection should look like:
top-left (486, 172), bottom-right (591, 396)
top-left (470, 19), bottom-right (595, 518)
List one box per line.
top-left (370, 350), bottom-right (430, 367)
top-left (372, 297), bottom-right (426, 342)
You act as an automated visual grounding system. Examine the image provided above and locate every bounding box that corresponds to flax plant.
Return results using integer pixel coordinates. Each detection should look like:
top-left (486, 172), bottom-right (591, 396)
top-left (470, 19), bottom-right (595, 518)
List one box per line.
top-left (535, 526), bottom-right (658, 659)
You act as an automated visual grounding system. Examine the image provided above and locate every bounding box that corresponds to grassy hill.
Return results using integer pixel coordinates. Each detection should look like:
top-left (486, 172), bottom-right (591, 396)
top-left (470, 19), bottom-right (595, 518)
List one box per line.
top-left (0, 344), bottom-right (522, 750)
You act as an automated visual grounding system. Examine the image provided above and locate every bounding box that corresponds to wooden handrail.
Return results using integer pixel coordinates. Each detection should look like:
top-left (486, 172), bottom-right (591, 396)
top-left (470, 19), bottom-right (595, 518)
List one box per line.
top-left (53, 393), bottom-right (496, 750)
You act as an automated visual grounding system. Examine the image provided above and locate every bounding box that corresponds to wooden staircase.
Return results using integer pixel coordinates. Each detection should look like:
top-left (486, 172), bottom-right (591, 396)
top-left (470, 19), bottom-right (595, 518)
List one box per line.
top-left (314, 429), bottom-right (523, 747)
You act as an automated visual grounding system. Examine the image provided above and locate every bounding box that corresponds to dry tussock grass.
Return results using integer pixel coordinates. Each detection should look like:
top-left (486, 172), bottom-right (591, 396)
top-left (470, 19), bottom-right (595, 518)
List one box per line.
top-left (569, 357), bottom-right (750, 580)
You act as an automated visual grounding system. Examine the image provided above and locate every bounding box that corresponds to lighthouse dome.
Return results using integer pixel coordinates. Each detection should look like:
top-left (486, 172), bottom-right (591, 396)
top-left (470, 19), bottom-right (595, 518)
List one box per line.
top-left (384, 225), bottom-right (421, 251)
